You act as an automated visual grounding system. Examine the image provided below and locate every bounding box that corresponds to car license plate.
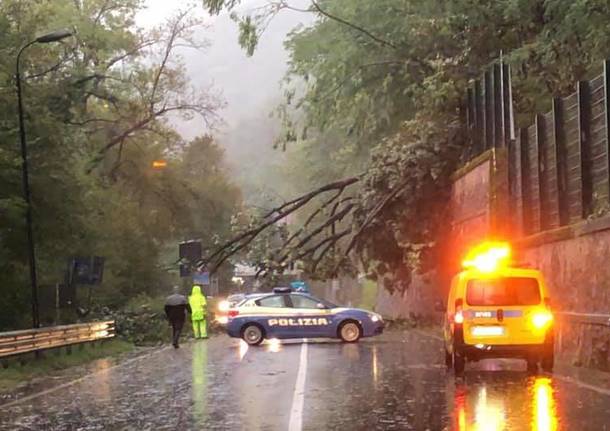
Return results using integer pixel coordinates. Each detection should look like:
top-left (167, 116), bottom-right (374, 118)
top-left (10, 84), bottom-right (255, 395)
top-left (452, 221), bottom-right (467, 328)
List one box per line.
top-left (471, 326), bottom-right (504, 336)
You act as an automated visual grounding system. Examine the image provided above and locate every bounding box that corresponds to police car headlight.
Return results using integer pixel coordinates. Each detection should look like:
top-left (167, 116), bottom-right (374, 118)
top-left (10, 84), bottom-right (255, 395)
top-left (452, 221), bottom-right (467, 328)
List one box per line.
top-left (369, 313), bottom-right (382, 323)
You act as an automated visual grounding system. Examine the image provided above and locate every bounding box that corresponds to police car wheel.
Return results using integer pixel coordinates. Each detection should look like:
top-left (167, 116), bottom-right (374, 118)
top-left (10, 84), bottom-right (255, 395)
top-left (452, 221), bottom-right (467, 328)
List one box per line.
top-left (242, 324), bottom-right (264, 346)
top-left (339, 321), bottom-right (361, 343)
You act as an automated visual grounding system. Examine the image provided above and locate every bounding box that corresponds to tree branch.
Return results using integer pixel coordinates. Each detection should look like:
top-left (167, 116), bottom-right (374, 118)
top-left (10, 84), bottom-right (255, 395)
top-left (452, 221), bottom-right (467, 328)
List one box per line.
top-left (310, 0), bottom-right (398, 50)
top-left (262, 176), bottom-right (359, 219)
top-left (276, 202), bottom-right (354, 265)
top-left (311, 240), bottom-right (335, 273)
top-left (339, 177), bottom-right (411, 269)
top-left (150, 11), bottom-right (188, 112)
top-left (199, 176), bottom-right (360, 272)
top-left (293, 229), bottom-right (351, 261)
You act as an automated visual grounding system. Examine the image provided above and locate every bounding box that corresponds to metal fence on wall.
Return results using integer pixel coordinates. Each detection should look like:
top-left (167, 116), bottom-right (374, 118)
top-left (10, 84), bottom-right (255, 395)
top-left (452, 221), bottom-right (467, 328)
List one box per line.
top-left (465, 60), bottom-right (610, 237)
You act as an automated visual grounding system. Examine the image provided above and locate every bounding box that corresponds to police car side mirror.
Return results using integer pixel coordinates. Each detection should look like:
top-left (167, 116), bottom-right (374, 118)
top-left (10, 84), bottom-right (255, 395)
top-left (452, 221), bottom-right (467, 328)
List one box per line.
top-left (434, 300), bottom-right (446, 312)
top-left (316, 303), bottom-right (327, 310)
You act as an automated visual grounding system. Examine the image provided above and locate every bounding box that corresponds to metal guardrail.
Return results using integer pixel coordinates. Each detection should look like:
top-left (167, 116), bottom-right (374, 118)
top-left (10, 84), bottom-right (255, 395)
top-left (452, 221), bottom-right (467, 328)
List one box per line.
top-left (0, 320), bottom-right (115, 359)
top-left (556, 312), bottom-right (610, 327)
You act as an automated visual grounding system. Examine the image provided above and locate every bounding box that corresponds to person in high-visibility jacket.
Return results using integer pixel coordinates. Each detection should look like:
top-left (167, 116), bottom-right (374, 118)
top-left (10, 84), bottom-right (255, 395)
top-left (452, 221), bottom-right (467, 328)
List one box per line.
top-left (189, 285), bottom-right (208, 339)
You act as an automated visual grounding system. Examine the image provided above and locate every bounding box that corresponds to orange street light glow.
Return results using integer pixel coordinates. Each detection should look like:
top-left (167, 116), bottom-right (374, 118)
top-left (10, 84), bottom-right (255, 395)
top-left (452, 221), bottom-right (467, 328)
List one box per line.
top-left (462, 241), bottom-right (511, 273)
top-left (152, 160), bottom-right (167, 169)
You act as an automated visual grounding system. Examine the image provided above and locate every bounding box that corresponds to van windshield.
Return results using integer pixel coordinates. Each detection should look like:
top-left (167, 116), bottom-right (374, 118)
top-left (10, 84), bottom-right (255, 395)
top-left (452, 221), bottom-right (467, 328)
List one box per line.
top-left (466, 277), bottom-right (541, 306)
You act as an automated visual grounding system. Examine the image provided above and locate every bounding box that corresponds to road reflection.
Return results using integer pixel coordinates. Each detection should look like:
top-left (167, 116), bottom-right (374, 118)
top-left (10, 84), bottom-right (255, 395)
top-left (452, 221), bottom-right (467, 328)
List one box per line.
top-left (341, 342), bottom-right (361, 361)
top-left (532, 378), bottom-right (557, 431)
top-left (452, 376), bottom-right (559, 430)
top-left (89, 358), bottom-right (112, 401)
top-left (265, 338), bottom-right (282, 353)
top-left (238, 339), bottom-right (248, 360)
top-left (192, 341), bottom-right (208, 424)
top-left (372, 345), bottom-right (379, 386)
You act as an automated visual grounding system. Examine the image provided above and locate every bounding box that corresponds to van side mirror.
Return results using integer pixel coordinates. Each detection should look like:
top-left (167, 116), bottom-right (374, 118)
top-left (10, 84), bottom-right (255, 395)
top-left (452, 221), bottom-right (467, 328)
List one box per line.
top-left (434, 300), bottom-right (446, 312)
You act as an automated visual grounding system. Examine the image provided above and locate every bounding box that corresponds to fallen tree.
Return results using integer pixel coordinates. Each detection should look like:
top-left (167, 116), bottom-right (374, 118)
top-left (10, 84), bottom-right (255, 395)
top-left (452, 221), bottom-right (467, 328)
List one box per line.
top-left (200, 117), bottom-right (464, 287)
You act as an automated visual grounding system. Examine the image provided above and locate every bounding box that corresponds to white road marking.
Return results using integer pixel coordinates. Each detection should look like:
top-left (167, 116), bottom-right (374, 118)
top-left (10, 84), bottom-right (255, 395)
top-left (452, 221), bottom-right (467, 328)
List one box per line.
top-left (288, 339), bottom-right (308, 431)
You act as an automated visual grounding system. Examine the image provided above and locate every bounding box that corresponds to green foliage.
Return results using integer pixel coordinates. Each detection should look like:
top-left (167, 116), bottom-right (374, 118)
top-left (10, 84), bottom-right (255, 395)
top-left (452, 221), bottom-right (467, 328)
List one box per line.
top-left (0, 1), bottom-right (240, 330)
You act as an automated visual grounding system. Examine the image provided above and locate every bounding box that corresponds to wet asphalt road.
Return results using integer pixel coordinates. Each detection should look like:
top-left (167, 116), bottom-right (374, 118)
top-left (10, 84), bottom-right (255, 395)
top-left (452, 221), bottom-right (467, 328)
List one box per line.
top-left (2, 330), bottom-right (610, 430)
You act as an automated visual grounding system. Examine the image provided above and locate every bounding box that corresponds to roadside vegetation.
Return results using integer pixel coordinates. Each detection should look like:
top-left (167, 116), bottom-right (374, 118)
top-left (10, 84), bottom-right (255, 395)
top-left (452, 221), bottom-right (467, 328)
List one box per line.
top-left (0, 1), bottom-right (240, 330)
top-left (0, 339), bottom-right (133, 393)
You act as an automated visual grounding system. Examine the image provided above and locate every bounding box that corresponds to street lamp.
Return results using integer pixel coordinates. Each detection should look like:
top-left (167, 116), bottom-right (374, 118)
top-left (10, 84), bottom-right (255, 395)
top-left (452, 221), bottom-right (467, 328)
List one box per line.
top-left (16, 28), bottom-right (73, 328)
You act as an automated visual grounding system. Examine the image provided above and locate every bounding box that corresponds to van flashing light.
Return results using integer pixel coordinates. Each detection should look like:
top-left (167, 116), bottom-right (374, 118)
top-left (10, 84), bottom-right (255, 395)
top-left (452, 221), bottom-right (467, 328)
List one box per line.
top-left (462, 242), bottom-right (511, 273)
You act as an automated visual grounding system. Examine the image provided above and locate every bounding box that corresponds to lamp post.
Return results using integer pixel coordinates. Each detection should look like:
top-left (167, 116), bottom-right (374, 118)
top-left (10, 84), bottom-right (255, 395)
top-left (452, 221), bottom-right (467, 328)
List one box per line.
top-left (16, 29), bottom-right (73, 328)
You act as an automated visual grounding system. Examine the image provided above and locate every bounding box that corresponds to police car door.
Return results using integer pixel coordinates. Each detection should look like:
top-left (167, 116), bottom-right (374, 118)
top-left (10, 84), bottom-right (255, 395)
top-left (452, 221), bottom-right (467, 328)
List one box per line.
top-left (254, 294), bottom-right (293, 338)
top-left (287, 294), bottom-right (333, 338)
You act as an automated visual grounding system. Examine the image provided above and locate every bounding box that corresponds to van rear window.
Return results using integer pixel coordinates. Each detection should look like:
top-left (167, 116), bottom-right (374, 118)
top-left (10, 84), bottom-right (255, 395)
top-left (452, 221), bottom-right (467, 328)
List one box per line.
top-left (466, 278), bottom-right (541, 306)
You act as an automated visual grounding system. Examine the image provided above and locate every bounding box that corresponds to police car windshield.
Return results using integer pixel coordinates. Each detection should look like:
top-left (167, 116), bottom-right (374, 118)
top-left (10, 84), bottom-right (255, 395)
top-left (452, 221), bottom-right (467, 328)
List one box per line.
top-left (466, 277), bottom-right (541, 306)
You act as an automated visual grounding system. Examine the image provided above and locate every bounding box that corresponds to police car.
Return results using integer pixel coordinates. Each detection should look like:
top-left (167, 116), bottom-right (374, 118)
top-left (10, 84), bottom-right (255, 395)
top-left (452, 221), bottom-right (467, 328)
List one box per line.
top-left (226, 288), bottom-right (384, 345)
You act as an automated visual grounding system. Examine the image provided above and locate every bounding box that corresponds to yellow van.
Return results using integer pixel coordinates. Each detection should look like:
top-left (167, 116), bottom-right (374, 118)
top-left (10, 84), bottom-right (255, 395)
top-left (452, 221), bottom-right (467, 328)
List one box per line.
top-left (440, 243), bottom-right (554, 375)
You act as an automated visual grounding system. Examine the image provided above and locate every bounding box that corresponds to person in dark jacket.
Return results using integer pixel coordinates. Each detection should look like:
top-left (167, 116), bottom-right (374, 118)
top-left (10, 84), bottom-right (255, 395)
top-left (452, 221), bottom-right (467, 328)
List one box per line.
top-left (164, 286), bottom-right (191, 348)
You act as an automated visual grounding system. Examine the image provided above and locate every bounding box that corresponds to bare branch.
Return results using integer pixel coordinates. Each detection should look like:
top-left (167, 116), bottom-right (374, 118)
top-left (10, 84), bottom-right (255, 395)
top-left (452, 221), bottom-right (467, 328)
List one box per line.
top-left (104, 39), bottom-right (157, 70)
top-left (311, 241), bottom-right (335, 273)
top-left (293, 229), bottom-right (351, 262)
top-left (310, 0), bottom-right (398, 50)
top-left (150, 10), bottom-right (189, 112)
top-left (339, 177), bottom-right (411, 268)
top-left (282, 192), bottom-right (352, 250)
top-left (199, 176), bottom-right (360, 272)
top-left (65, 117), bottom-right (117, 126)
top-left (262, 176), bottom-right (359, 219)
top-left (276, 202), bottom-right (354, 265)
top-left (26, 53), bottom-right (75, 80)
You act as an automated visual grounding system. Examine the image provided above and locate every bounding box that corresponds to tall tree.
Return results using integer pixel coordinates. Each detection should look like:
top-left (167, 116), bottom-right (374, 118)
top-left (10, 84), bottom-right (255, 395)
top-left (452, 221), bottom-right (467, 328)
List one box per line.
top-left (0, 1), bottom-right (239, 328)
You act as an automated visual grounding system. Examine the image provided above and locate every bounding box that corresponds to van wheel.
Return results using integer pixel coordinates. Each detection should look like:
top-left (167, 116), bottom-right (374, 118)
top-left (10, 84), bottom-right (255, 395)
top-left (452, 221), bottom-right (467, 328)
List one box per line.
top-left (453, 351), bottom-right (465, 375)
top-left (445, 348), bottom-right (453, 369)
top-left (541, 348), bottom-right (554, 373)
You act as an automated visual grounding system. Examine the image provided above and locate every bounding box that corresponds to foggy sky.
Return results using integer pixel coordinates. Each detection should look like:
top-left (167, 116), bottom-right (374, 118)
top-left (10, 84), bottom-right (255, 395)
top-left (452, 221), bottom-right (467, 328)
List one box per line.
top-left (139, 0), bottom-right (311, 162)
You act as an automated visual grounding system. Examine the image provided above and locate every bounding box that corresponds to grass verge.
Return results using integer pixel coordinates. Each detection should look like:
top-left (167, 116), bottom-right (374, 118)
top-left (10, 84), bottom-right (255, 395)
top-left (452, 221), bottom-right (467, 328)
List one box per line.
top-left (0, 339), bottom-right (133, 393)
